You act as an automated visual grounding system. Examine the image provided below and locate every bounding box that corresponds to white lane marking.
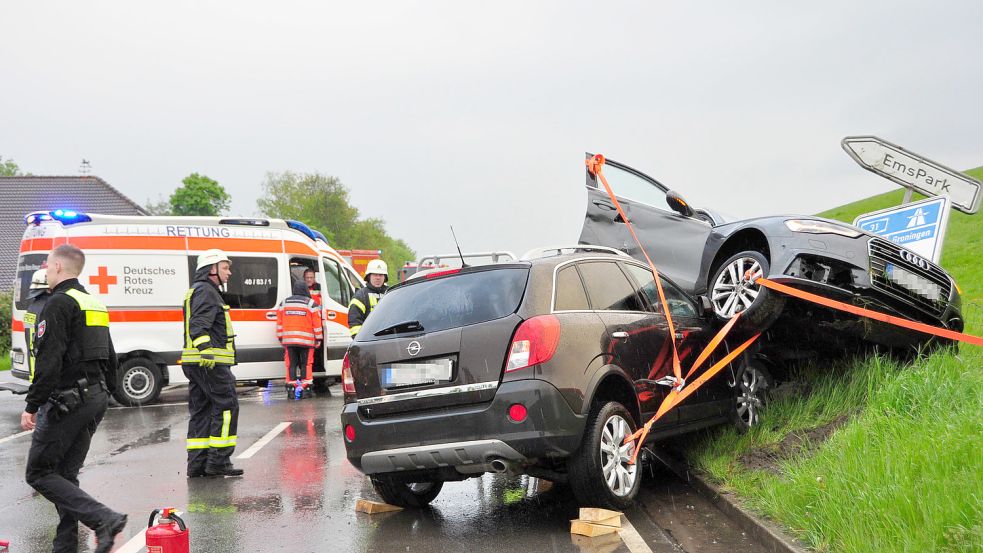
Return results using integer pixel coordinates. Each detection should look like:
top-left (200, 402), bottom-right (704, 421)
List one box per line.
top-left (0, 430), bottom-right (32, 445)
top-left (236, 422), bottom-right (291, 460)
top-left (619, 516), bottom-right (655, 553)
top-left (114, 528), bottom-right (147, 553)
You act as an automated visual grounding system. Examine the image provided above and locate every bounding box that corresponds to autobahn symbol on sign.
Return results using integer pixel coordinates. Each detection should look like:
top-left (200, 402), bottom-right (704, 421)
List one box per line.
top-left (854, 196), bottom-right (951, 263)
top-left (841, 136), bottom-right (982, 214)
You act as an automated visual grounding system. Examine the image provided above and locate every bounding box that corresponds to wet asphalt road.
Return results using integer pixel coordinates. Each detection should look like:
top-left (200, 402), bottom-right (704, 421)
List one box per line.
top-left (0, 372), bottom-right (768, 553)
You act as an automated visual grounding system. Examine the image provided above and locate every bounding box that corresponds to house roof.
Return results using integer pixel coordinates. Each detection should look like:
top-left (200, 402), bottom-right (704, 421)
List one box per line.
top-left (0, 176), bottom-right (147, 290)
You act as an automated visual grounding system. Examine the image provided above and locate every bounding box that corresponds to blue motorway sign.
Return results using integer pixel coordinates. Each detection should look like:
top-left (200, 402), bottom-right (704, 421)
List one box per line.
top-left (854, 196), bottom-right (950, 262)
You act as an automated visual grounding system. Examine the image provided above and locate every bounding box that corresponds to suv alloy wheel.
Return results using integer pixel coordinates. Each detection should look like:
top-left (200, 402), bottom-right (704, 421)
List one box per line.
top-left (568, 401), bottom-right (641, 510)
top-left (732, 359), bottom-right (772, 433)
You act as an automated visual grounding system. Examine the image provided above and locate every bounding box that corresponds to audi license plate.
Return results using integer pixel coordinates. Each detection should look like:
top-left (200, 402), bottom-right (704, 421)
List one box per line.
top-left (885, 263), bottom-right (942, 301)
top-left (381, 358), bottom-right (454, 389)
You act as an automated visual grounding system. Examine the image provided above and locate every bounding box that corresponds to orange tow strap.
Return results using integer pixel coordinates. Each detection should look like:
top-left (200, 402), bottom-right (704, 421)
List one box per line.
top-left (756, 277), bottom-right (983, 347)
top-left (587, 154), bottom-right (683, 388)
top-left (587, 153), bottom-right (757, 464)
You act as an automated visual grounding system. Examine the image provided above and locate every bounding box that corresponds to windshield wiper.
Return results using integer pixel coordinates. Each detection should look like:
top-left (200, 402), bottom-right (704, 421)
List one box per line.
top-left (373, 320), bottom-right (424, 337)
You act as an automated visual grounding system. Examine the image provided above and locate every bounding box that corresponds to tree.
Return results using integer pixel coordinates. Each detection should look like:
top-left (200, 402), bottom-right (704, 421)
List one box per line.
top-left (1, 156), bottom-right (23, 176)
top-left (169, 173), bottom-right (230, 216)
top-left (144, 194), bottom-right (172, 215)
top-left (257, 172), bottom-right (415, 279)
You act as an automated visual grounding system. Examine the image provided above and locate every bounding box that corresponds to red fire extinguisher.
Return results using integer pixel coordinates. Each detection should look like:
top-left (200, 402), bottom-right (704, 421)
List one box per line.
top-left (145, 508), bottom-right (189, 553)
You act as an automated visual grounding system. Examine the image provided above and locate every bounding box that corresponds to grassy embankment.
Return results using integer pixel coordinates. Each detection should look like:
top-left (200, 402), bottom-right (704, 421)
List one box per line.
top-left (678, 167), bottom-right (983, 552)
top-left (0, 356), bottom-right (9, 372)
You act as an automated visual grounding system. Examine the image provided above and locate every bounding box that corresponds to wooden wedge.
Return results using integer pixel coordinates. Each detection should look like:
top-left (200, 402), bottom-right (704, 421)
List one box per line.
top-left (578, 507), bottom-right (623, 523)
top-left (355, 499), bottom-right (403, 514)
top-left (570, 519), bottom-right (620, 537)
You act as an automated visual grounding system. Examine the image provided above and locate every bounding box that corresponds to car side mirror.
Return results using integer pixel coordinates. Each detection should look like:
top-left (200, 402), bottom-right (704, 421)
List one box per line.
top-left (666, 190), bottom-right (695, 217)
top-left (699, 295), bottom-right (714, 317)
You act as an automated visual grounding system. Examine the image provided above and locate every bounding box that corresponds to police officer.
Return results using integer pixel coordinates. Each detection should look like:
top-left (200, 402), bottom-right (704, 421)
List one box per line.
top-left (23, 269), bottom-right (51, 382)
top-left (21, 244), bottom-right (127, 553)
top-left (182, 249), bottom-right (243, 477)
top-left (348, 259), bottom-right (388, 338)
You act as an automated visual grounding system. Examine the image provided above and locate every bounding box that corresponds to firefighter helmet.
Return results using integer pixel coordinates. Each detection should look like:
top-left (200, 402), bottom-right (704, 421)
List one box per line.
top-left (196, 249), bottom-right (231, 271)
top-left (365, 259), bottom-right (389, 280)
top-left (29, 269), bottom-right (48, 290)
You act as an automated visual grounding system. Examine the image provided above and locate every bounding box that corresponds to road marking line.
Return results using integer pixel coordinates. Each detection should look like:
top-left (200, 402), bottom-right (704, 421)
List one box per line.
top-left (619, 517), bottom-right (655, 553)
top-left (0, 430), bottom-right (32, 445)
top-left (114, 528), bottom-right (147, 553)
top-left (236, 422), bottom-right (291, 459)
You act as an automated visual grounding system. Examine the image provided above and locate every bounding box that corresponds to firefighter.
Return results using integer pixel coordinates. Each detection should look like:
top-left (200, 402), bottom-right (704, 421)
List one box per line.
top-left (23, 269), bottom-right (51, 382)
top-left (277, 280), bottom-right (323, 399)
top-left (21, 244), bottom-right (127, 553)
top-left (181, 249), bottom-right (243, 477)
top-left (348, 259), bottom-right (389, 338)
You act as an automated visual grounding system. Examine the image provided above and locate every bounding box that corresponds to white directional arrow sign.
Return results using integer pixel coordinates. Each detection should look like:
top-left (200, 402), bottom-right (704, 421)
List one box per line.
top-left (841, 136), bottom-right (982, 214)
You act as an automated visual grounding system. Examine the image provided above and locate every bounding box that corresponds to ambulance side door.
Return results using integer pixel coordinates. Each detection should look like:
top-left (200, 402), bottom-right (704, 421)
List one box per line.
top-left (320, 257), bottom-right (355, 366)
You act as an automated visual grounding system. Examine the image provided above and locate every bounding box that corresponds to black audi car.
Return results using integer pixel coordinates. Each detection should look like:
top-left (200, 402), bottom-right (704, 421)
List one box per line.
top-left (579, 154), bottom-right (964, 355)
top-left (341, 248), bottom-right (772, 510)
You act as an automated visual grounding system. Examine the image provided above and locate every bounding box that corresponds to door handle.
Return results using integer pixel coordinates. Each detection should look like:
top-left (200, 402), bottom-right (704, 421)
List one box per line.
top-left (612, 331), bottom-right (629, 340)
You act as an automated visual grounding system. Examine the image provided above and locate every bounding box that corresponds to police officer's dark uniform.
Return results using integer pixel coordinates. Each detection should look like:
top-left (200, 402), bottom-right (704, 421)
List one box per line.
top-left (24, 275), bottom-right (127, 553)
top-left (347, 259), bottom-right (389, 338)
top-left (182, 249), bottom-right (242, 477)
top-left (24, 269), bottom-right (51, 382)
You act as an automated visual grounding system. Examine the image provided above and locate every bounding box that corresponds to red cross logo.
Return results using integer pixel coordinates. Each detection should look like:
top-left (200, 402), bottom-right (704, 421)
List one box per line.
top-left (89, 266), bottom-right (118, 294)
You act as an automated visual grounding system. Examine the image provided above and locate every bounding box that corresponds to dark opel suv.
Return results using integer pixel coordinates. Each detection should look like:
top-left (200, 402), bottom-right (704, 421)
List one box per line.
top-left (341, 248), bottom-right (767, 509)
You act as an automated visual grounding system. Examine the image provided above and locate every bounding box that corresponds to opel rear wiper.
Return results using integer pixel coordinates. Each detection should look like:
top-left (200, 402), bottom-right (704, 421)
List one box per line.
top-left (374, 320), bottom-right (424, 336)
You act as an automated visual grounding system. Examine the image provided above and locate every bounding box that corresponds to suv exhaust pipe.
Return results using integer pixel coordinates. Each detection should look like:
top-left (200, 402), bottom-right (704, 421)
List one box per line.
top-left (489, 458), bottom-right (509, 473)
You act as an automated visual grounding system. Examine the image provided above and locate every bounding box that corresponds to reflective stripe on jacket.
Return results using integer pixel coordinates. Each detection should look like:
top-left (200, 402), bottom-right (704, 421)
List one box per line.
top-left (276, 296), bottom-right (323, 347)
top-left (181, 281), bottom-right (236, 365)
top-left (347, 285), bottom-right (386, 337)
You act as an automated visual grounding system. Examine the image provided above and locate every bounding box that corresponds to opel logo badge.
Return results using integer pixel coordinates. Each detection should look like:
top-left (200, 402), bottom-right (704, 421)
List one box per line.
top-left (407, 340), bottom-right (422, 356)
top-left (900, 250), bottom-right (930, 271)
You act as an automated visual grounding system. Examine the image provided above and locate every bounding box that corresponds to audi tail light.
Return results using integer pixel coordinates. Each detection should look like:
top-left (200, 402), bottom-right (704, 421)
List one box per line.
top-left (342, 352), bottom-right (356, 394)
top-left (505, 315), bottom-right (560, 372)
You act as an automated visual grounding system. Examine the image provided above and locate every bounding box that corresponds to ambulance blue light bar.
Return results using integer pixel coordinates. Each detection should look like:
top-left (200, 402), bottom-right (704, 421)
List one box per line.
top-left (313, 230), bottom-right (328, 243)
top-left (25, 210), bottom-right (92, 225)
top-left (286, 220), bottom-right (318, 241)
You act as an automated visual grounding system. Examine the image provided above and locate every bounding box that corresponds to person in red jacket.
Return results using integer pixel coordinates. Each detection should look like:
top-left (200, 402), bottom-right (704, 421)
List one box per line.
top-left (277, 280), bottom-right (323, 399)
top-left (303, 268), bottom-right (322, 306)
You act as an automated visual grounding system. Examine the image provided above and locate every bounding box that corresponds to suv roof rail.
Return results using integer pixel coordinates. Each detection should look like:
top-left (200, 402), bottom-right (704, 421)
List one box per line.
top-left (520, 245), bottom-right (630, 260)
top-left (416, 251), bottom-right (517, 267)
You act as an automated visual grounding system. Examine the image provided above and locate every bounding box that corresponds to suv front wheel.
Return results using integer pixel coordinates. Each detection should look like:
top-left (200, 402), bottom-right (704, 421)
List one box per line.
top-left (370, 474), bottom-right (443, 508)
top-left (568, 401), bottom-right (642, 510)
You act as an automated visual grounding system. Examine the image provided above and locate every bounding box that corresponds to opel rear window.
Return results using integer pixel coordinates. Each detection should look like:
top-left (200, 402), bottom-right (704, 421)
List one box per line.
top-left (357, 267), bottom-right (529, 339)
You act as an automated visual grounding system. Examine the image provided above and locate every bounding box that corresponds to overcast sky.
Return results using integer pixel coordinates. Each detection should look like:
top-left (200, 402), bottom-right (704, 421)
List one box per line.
top-left (2, 1), bottom-right (981, 259)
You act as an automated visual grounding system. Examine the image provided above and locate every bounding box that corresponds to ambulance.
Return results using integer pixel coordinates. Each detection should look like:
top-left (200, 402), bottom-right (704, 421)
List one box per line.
top-left (9, 210), bottom-right (365, 406)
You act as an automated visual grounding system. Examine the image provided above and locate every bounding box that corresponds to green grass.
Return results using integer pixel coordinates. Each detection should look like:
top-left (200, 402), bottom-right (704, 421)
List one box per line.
top-left (0, 356), bottom-right (9, 372)
top-left (681, 166), bottom-right (983, 552)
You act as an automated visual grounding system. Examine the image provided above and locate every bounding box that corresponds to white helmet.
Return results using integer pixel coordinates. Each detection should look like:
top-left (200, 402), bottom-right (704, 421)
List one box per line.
top-left (196, 249), bottom-right (231, 271)
top-left (365, 259), bottom-right (389, 280)
top-left (29, 269), bottom-right (49, 290)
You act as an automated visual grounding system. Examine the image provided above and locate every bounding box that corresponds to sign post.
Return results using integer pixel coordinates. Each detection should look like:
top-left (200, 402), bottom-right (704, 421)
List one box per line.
top-left (841, 135), bottom-right (982, 214)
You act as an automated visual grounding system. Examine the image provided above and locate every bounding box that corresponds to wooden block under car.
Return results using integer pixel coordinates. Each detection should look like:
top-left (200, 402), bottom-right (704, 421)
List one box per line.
top-left (578, 507), bottom-right (623, 526)
top-left (355, 499), bottom-right (403, 514)
top-left (570, 520), bottom-right (620, 537)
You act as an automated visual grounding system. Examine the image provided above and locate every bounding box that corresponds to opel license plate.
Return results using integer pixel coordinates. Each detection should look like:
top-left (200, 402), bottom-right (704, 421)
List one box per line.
top-left (381, 358), bottom-right (454, 388)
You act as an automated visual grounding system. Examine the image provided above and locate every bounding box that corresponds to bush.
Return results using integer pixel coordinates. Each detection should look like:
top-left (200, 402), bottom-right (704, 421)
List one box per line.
top-left (0, 288), bottom-right (11, 354)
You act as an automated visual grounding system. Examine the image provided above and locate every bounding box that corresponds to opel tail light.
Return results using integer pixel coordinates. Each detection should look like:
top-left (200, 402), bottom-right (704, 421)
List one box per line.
top-left (505, 315), bottom-right (560, 372)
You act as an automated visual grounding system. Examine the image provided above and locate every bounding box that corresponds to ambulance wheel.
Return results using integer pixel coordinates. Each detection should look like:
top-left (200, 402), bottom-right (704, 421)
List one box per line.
top-left (370, 474), bottom-right (443, 508)
top-left (114, 357), bottom-right (163, 407)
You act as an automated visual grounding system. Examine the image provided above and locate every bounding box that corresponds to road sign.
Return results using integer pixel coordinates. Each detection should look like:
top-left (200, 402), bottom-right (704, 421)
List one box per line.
top-left (854, 196), bottom-right (951, 262)
top-left (841, 136), bottom-right (982, 214)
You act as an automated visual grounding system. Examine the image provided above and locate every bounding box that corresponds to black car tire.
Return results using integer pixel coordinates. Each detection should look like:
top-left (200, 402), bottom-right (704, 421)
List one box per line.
top-left (568, 401), bottom-right (642, 510)
top-left (732, 358), bottom-right (773, 433)
top-left (370, 474), bottom-right (443, 508)
top-left (113, 357), bottom-right (163, 407)
top-left (709, 251), bottom-right (785, 331)
top-left (312, 378), bottom-right (331, 394)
